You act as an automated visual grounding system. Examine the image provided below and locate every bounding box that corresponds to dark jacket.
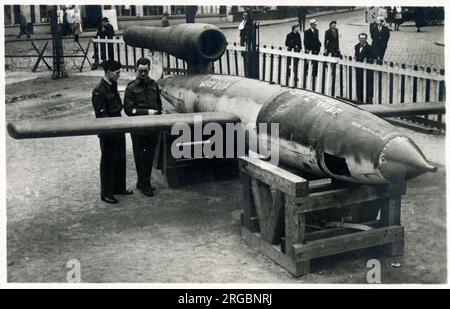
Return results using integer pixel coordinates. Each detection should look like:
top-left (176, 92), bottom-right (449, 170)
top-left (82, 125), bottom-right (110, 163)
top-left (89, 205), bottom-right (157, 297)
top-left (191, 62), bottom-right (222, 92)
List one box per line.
top-left (370, 24), bottom-right (390, 51)
top-left (354, 42), bottom-right (373, 63)
top-left (92, 78), bottom-right (122, 118)
top-left (324, 28), bottom-right (340, 56)
top-left (304, 28), bottom-right (321, 54)
top-left (285, 31), bottom-right (302, 52)
top-left (96, 23), bottom-right (115, 38)
top-left (124, 78), bottom-right (162, 116)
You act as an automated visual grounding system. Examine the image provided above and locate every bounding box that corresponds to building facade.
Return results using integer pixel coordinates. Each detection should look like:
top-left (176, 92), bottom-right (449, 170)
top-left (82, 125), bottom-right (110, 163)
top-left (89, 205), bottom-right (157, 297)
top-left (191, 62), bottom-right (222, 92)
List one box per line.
top-left (4, 5), bottom-right (237, 36)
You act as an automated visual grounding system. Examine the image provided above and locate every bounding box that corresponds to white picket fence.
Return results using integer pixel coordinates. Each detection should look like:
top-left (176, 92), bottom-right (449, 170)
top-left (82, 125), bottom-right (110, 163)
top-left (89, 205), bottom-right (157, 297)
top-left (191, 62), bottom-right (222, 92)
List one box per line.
top-left (92, 37), bottom-right (446, 125)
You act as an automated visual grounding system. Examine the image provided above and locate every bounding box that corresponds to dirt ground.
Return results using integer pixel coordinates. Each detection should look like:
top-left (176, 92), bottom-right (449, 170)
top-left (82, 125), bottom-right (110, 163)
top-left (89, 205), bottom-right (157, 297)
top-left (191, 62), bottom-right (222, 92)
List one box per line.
top-left (5, 74), bottom-right (446, 283)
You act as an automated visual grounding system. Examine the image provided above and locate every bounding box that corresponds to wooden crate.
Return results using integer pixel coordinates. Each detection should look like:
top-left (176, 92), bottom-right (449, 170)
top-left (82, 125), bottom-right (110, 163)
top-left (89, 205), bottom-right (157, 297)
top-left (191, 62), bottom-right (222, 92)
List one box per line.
top-left (239, 156), bottom-right (405, 277)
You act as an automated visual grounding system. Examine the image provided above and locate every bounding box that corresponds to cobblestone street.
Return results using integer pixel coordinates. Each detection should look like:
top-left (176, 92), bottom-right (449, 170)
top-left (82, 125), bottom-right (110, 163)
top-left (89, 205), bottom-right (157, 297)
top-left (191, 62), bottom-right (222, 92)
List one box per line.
top-left (221, 9), bottom-right (445, 69)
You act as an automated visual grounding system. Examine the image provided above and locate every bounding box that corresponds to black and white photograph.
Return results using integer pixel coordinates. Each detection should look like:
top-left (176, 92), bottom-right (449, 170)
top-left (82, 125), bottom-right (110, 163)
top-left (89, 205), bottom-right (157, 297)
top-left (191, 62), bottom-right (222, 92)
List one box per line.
top-left (1, 1), bottom-right (447, 288)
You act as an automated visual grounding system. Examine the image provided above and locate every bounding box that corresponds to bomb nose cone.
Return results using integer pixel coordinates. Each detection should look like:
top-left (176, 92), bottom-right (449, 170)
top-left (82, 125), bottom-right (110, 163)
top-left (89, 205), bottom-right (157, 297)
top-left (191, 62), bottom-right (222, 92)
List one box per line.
top-left (379, 136), bottom-right (437, 183)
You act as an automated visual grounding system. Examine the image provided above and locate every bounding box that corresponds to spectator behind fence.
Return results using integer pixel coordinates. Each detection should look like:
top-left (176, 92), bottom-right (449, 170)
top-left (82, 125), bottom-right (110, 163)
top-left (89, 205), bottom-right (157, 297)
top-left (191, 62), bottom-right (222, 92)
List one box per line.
top-left (370, 16), bottom-right (390, 64)
top-left (16, 13), bottom-right (31, 39)
top-left (415, 7), bottom-right (425, 32)
top-left (62, 9), bottom-right (72, 36)
top-left (354, 32), bottom-right (374, 103)
top-left (72, 12), bottom-right (82, 42)
top-left (161, 12), bottom-right (170, 27)
top-left (303, 19), bottom-right (321, 88)
top-left (324, 20), bottom-right (340, 57)
top-left (239, 12), bottom-right (253, 47)
top-left (304, 19), bottom-right (321, 55)
top-left (393, 6), bottom-right (402, 31)
top-left (285, 24), bottom-right (302, 85)
top-left (297, 7), bottom-right (307, 31)
top-left (95, 17), bottom-right (116, 65)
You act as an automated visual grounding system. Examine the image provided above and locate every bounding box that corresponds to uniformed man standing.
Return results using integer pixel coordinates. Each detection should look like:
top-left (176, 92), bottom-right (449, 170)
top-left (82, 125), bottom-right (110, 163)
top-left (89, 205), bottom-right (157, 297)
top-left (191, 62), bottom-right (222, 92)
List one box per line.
top-left (92, 60), bottom-right (133, 204)
top-left (124, 57), bottom-right (163, 197)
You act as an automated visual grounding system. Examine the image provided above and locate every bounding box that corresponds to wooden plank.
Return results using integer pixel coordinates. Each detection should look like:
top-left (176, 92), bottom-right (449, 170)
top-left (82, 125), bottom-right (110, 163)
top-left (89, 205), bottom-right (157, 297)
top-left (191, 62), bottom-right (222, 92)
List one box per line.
top-left (363, 67), bottom-right (367, 103)
top-left (381, 195), bottom-right (402, 226)
top-left (351, 65), bottom-right (357, 101)
top-left (251, 180), bottom-right (284, 244)
top-left (404, 65), bottom-right (413, 103)
top-left (293, 225), bottom-right (404, 260)
top-left (297, 57), bottom-right (304, 89)
top-left (316, 61), bottom-right (324, 94)
top-left (240, 174), bottom-right (258, 232)
top-left (295, 184), bottom-right (405, 213)
top-left (251, 179), bottom-right (267, 234)
top-left (241, 227), bottom-right (310, 277)
top-left (239, 156), bottom-right (309, 197)
top-left (373, 68), bottom-right (379, 104)
top-left (306, 59), bottom-right (313, 91)
top-left (342, 63), bottom-right (348, 99)
top-left (382, 70), bottom-right (389, 104)
top-left (285, 196), bottom-right (305, 257)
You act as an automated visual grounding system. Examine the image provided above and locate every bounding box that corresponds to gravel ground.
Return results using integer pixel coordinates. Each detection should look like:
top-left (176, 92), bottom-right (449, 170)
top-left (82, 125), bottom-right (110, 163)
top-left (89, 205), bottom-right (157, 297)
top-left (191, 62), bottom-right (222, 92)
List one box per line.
top-left (5, 75), bottom-right (446, 283)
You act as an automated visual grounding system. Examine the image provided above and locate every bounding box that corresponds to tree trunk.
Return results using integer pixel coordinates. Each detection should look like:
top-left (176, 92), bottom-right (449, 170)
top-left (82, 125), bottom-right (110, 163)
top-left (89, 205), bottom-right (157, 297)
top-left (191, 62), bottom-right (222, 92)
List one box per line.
top-left (49, 6), bottom-right (68, 79)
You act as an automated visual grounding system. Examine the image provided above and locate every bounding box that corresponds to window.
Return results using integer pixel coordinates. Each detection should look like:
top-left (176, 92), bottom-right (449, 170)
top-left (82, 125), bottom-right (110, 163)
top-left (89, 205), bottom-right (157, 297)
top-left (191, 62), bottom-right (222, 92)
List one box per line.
top-left (39, 5), bottom-right (49, 23)
top-left (104, 5), bottom-right (112, 10)
top-left (143, 6), bottom-right (163, 16)
top-left (170, 6), bottom-right (185, 15)
top-left (116, 5), bottom-right (136, 17)
top-left (4, 6), bottom-right (12, 25)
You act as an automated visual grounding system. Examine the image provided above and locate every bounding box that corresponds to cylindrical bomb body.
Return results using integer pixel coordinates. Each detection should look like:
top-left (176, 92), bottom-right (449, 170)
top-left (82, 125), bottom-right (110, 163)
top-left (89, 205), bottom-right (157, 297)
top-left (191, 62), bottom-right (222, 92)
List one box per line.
top-left (158, 74), bottom-right (436, 184)
top-left (123, 24), bottom-right (227, 64)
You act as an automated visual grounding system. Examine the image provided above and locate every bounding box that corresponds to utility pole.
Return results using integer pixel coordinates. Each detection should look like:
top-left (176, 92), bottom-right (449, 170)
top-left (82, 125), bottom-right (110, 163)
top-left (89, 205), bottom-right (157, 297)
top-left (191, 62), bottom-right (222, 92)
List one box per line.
top-left (49, 6), bottom-right (68, 79)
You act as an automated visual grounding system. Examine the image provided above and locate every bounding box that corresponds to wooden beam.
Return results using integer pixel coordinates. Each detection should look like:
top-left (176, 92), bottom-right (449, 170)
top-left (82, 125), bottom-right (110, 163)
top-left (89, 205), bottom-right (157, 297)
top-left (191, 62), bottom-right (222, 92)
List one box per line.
top-left (241, 227), bottom-right (310, 277)
top-left (294, 225), bottom-right (404, 261)
top-left (239, 156), bottom-right (308, 197)
top-left (295, 184), bottom-right (405, 213)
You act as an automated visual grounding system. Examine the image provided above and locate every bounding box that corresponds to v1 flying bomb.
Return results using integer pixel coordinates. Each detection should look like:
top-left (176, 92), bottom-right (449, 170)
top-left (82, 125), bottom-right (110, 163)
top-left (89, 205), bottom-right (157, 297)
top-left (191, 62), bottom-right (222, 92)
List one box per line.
top-left (7, 24), bottom-right (441, 184)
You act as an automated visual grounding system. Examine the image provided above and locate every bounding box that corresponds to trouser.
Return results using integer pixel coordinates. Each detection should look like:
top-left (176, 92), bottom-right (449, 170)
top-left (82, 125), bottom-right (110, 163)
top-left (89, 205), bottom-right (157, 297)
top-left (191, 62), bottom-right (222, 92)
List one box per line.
top-left (17, 25), bottom-right (30, 38)
top-left (298, 19), bottom-right (306, 31)
top-left (131, 132), bottom-right (159, 191)
top-left (304, 51), bottom-right (319, 89)
top-left (99, 133), bottom-right (127, 197)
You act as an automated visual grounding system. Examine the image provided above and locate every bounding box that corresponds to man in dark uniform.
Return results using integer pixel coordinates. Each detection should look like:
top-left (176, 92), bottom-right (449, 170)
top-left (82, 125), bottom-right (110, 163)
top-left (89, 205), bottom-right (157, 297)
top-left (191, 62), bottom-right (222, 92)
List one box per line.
top-left (92, 60), bottom-right (133, 204)
top-left (94, 17), bottom-right (116, 65)
top-left (354, 33), bottom-right (374, 103)
top-left (285, 24), bottom-right (302, 86)
top-left (297, 6), bottom-right (307, 31)
top-left (124, 57), bottom-right (163, 197)
top-left (304, 19), bottom-right (321, 89)
top-left (370, 16), bottom-right (390, 64)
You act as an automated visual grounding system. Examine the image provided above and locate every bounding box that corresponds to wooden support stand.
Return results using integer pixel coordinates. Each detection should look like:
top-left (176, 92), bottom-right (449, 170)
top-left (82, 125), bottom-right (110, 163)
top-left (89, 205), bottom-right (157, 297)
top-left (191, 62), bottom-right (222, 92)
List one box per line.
top-left (239, 156), bottom-right (405, 277)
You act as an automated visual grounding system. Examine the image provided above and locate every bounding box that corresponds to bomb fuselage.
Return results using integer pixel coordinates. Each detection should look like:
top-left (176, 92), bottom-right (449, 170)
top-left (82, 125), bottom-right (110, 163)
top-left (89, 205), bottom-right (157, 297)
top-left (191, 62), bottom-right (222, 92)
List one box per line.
top-left (158, 74), bottom-right (435, 184)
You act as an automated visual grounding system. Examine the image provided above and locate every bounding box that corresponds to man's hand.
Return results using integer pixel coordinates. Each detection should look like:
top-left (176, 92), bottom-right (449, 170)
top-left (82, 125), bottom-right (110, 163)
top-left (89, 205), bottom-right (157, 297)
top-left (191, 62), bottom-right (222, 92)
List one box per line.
top-left (148, 109), bottom-right (158, 115)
